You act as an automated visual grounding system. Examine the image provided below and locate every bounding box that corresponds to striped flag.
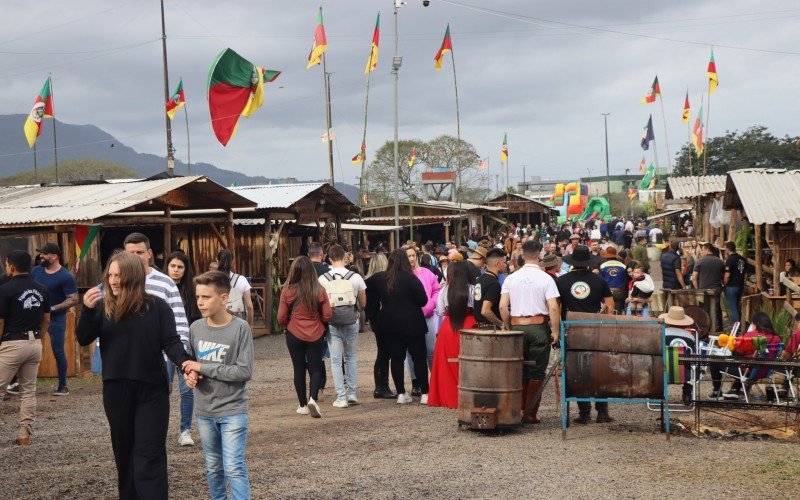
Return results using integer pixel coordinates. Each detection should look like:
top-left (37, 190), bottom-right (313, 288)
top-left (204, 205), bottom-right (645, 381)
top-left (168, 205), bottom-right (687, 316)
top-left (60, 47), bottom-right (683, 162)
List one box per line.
top-left (74, 225), bottom-right (99, 272)
top-left (501, 133), bottom-right (508, 163)
top-left (352, 141), bottom-right (366, 163)
top-left (639, 75), bottom-right (660, 104)
top-left (640, 115), bottom-right (654, 151)
top-left (166, 79), bottom-right (185, 120)
top-left (692, 104), bottom-right (704, 155)
top-left (682, 91), bottom-right (690, 123)
top-left (476, 159), bottom-right (488, 169)
top-left (707, 49), bottom-right (718, 94)
top-left (433, 24), bottom-right (453, 71)
top-left (638, 157), bottom-right (646, 173)
top-left (628, 188), bottom-right (637, 202)
top-left (307, 7), bottom-right (328, 69)
top-left (23, 77), bottom-right (54, 149)
top-left (408, 148), bottom-right (416, 168)
top-left (364, 13), bottom-right (380, 75)
top-left (321, 130), bottom-right (335, 142)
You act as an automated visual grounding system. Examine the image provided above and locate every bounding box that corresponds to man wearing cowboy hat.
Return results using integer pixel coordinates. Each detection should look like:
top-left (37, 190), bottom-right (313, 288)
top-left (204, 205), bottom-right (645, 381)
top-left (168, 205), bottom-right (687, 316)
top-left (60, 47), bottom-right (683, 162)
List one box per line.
top-left (658, 306), bottom-right (696, 405)
top-left (599, 246), bottom-right (629, 314)
top-left (540, 253), bottom-right (561, 283)
top-left (466, 245), bottom-right (487, 285)
top-left (557, 245), bottom-right (615, 424)
top-left (564, 233), bottom-right (581, 256)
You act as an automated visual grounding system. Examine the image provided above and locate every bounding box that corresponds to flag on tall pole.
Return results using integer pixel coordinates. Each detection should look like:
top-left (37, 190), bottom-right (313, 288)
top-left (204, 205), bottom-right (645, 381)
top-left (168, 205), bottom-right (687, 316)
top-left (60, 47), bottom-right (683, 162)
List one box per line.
top-left (501, 133), bottom-right (508, 163)
top-left (433, 24), bottom-right (453, 71)
top-left (166, 79), bottom-right (186, 120)
top-left (476, 159), bottom-right (488, 169)
top-left (638, 156), bottom-right (646, 173)
top-left (628, 188), bottom-right (638, 202)
top-left (307, 7), bottom-right (328, 69)
top-left (639, 75), bottom-right (660, 104)
top-left (364, 13), bottom-right (380, 75)
top-left (408, 148), bottom-right (416, 168)
top-left (23, 77), bottom-right (54, 149)
top-left (707, 48), bottom-right (718, 94)
top-left (682, 91), bottom-right (691, 123)
top-left (640, 115), bottom-right (654, 151)
top-left (207, 48), bottom-right (281, 146)
top-left (352, 141), bottom-right (365, 164)
top-left (692, 103), bottom-right (705, 155)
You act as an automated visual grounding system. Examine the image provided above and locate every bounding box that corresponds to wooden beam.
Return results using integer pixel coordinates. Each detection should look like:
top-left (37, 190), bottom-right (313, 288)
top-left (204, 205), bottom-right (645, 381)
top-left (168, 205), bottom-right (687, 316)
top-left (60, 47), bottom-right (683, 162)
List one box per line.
top-left (264, 212), bottom-right (273, 335)
top-left (754, 224), bottom-right (763, 291)
top-left (772, 224), bottom-right (781, 292)
top-left (163, 206), bottom-right (172, 254)
top-left (153, 189), bottom-right (190, 209)
top-left (99, 216), bottom-right (228, 227)
top-left (208, 223), bottom-right (227, 248)
top-left (225, 211), bottom-right (235, 259)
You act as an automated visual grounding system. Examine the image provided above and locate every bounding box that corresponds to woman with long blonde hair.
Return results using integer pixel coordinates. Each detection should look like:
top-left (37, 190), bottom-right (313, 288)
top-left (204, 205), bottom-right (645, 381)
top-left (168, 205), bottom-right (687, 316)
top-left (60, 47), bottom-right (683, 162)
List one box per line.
top-left (363, 252), bottom-right (394, 398)
top-left (77, 252), bottom-right (190, 499)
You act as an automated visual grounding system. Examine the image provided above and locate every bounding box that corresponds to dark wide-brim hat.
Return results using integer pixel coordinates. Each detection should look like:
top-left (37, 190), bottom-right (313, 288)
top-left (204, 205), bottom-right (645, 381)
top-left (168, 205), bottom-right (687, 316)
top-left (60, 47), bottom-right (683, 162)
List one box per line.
top-left (562, 245), bottom-right (603, 268)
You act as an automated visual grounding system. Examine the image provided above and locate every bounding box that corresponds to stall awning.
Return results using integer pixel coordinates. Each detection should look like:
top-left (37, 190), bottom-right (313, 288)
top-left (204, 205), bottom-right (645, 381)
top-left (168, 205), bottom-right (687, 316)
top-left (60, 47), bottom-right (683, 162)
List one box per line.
top-left (646, 207), bottom-right (692, 220)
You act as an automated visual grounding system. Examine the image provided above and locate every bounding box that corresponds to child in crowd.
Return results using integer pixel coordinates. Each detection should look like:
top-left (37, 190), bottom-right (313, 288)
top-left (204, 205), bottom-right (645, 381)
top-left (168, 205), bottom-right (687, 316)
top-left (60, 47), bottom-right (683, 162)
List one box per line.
top-left (183, 271), bottom-right (254, 500)
top-left (626, 265), bottom-right (654, 316)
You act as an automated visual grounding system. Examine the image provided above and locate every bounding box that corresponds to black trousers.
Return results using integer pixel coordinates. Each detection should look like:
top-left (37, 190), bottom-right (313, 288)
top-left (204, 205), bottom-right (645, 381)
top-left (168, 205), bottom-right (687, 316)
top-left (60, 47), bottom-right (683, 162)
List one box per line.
top-left (373, 324), bottom-right (391, 388)
top-left (389, 333), bottom-right (429, 395)
top-left (286, 331), bottom-right (325, 406)
top-left (102, 379), bottom-right (170, 500)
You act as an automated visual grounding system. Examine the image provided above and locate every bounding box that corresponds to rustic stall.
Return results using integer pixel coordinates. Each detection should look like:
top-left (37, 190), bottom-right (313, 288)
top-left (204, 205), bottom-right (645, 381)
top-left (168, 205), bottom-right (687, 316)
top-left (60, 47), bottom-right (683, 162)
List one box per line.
top-left (665, 175), bottom-right (734, 245)
top-left (484, 192), bottom-right (558, 228)
top-left (358, 202), bottom-right (469, 247)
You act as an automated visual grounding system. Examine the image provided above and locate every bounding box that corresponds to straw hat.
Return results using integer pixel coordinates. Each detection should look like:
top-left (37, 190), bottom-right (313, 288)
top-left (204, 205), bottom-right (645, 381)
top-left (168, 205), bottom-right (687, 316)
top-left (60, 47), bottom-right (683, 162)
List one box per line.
top-left (470, 246), bottom-right (488, 260)
top-left (658, 306), bottom-right (694, 327)
top-left (540, 253), bottom-right (560, 270)
top-left (449, 252), bottom-right (464, 262)
top-left (600, 246), bottom-right (618, 259)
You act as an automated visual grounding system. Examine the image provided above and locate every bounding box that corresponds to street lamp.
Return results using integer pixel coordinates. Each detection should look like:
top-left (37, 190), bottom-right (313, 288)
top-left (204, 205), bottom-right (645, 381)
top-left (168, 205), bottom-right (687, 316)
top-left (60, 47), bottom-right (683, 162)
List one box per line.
top-left (392, 1), bottom-right (404, 246)
top-left (602, 113), bottom-right (610, 197)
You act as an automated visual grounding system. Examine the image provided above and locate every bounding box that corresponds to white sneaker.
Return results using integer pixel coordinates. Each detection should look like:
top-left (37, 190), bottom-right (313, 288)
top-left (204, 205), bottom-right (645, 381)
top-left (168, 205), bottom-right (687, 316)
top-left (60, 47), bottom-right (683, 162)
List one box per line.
top-left (346, 394), bottom-right (360, 405)
top-left (333, 398), bottom-right (349, 408)
top-left (178, 430), bottom-right (194, 446)
top-left (296, 405), bottom-right (309, 415)
top-left (308, 398), bottom-right (322, 418)
top-left (397, 393), bottom-right (413, 404)
top-left (420, 394), bottom-right (428, 405)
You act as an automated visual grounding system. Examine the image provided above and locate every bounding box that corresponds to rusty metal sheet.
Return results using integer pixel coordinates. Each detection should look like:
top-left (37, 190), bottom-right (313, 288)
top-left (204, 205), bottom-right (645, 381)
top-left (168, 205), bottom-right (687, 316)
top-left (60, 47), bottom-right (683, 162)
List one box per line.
top-left (565, 351), bottom-right (663, 399)
top-left (564, 312), bottom-right (662, 356)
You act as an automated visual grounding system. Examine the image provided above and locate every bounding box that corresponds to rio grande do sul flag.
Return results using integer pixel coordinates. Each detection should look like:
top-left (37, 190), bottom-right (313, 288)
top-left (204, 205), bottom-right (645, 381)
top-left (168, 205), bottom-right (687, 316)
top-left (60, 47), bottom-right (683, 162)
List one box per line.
top-left (639, 75), bottom-right (660, 104)
top-left (434, 24), bottom-right (452, 71)
top-left (166, 79), bottom-right (186, 120)
top-left (74, 225), bottom-right (100, 271)
top-left (24, 77), bottom-right (54, 148)
top-left (207, 48), bottom-right (281, 146)
top-left (707, 49), bottom-right (718, 94)
top-left (364, 13), bottom-right (380, 75)
top-left (307, 7), bottom-right (328, 69)
top-left (500, 133), bottom-right (508, 163)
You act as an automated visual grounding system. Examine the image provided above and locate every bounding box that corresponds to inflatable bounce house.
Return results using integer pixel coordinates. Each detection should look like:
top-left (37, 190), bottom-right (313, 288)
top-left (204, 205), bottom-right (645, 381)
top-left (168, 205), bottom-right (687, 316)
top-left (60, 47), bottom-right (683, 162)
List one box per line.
top-left (551, 182), bottom-right (611, 223)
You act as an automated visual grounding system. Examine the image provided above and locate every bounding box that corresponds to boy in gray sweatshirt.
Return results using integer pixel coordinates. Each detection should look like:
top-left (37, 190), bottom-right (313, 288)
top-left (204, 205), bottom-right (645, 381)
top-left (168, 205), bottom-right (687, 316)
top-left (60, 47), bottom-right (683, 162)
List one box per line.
top-left (183, 271), bottom-right (254, 500)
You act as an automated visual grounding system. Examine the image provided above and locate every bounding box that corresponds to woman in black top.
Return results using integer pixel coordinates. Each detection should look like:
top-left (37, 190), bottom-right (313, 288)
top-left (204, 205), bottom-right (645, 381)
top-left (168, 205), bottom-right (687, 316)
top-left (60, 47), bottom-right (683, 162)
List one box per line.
top-left (365, 249), bottom-right (429, 404)
top-left (77, 252), bottom-right (190, 500)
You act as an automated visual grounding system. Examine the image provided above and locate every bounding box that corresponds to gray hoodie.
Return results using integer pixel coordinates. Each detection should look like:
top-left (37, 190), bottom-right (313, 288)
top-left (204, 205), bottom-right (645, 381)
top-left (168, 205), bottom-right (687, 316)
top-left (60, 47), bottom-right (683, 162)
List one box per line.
top-left (188, 315), bottom-right (254, 418)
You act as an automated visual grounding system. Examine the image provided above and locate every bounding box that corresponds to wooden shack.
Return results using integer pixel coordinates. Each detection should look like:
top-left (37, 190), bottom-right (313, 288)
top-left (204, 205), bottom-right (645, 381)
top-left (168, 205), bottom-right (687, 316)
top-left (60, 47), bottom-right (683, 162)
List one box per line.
top-left (485, 192), bottom-right (558, 227)
top-left (665, 175), bottom-right (736, 245)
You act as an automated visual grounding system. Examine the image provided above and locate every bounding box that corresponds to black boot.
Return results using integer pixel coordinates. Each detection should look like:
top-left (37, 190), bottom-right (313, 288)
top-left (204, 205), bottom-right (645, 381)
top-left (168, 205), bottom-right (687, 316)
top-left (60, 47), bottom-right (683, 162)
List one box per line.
top-left (411, 381), bottom-right (422, 397)
top-left (574, 402), bottom-right (592, 424)
top-left (595, 402), bottom-right (614, 423)
top-left (373, 366), bottom-right (397, 399)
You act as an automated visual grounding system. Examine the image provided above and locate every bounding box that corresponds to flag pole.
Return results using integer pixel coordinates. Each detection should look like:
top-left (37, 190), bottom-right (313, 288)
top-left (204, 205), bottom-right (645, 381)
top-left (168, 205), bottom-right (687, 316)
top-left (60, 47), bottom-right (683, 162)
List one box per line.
top-left (658, 92), bottom-right (671, 175)
top-left (322, 54), bottom-right (335, 186)
top-left (49, 74), bottom-right (59, 183)
top-left (184, 100), bottom-right (191, 174)
top-left (686, 86), bottom-right (692, 177)
top-left (697, 94), bottom-right (704, 238)
top-left (159, 0), bottom-right (175, 174)
top-left (449, 34), bottom-right (462, 205)
top-left (358, 43), bottom-right (375, 208)
top-left (703, 89), bottom-right (711, 177)
top-left (33, 143), bottom-right (38, 183)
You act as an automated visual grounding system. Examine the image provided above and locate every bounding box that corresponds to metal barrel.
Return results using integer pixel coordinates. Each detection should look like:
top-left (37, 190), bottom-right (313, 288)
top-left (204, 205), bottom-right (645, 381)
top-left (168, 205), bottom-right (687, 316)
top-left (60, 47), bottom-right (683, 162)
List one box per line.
top-left (458, 329), bottom-right (523, 428)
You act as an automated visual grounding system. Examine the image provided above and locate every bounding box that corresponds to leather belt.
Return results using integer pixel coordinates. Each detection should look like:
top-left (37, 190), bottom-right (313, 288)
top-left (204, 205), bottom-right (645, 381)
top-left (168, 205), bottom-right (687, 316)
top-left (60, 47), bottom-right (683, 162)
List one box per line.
top-left (2, 330), bottom-right (40, 341)
top-left (511, 315), bottom-right (549, 325)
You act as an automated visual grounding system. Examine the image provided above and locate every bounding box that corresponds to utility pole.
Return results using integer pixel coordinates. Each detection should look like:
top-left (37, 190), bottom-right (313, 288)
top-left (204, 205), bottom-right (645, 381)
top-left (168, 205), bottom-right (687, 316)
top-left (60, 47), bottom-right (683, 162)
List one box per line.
top-left (602, 113), bottom-right (610, 196)
top-left (392, 0), bottom-right (403, 244)
top-left (160, 0), bottom-right (175, 174)
top-left (522, 164), bottom-right (527, 191)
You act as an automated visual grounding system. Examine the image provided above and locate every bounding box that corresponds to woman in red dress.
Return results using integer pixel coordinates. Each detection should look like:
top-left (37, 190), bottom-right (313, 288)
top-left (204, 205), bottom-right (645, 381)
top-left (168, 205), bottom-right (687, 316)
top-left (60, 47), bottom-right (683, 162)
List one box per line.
top-left (428, 261), bottom-right (476, 408)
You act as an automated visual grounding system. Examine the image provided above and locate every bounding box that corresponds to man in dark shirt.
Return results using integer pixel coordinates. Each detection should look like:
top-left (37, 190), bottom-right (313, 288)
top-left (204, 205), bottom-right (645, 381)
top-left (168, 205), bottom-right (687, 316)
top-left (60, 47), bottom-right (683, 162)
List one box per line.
top-left (31, 243), bottom-right (78, 396)
top-left (466, 246), bottom-right (486, 284)
top-left (0, 250), bottom-right (51, 446)
top-left (660, 241), bottom-right (686, 291)
top-left (473, 248), bottom-right (506, 328)
top-left (723, 241), bottom-right (746, 324)
top-left (308, 242), bottom-right (330, 277)
top-left (557, 245), bottom-right (614, 424)
top-left (693, 243), bottom-right (726, 330)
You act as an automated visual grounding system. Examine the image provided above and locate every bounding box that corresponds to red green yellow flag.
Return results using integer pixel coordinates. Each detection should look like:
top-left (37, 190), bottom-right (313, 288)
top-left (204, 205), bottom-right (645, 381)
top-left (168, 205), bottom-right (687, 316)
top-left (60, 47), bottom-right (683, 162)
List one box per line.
top-left (433, 24), bottom-right (452, 71)
top-left (639, 75), bottom-right (660, 104)
top-left (74, 225), bottom-right (99, 271)
top-left (166, 79), bottom-right (186, 120)
top-left (23, 77), bottom-right (54, 149)
top-left (692, 103), bottom-right (704, 155)
top-left (682, 91), bottom-right (690, 123)
top-left (207, 48), bottom-right (280, 146)
top-left (707, 49), bottom-right (718, 94)
top-left (307, 7), bottom-right (328, 69)
top-left (628, 188), bottom-right (638, 202)
top-left (352, 142), bottom-right (366, 164)
top-left (500, 133), bottom-right (508, 163)
top-left (364, 13), bottom-right (380, 75)
top-left (408, 148), bottom-right (416, 168)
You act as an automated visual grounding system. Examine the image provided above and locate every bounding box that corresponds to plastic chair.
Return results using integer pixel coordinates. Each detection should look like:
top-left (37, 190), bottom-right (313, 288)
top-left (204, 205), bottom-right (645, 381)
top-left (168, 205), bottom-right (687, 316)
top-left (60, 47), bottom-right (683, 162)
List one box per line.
top-left (721, 342), bottom-right (784, 404)
top-left (647, 337), bottom-right (697, 412)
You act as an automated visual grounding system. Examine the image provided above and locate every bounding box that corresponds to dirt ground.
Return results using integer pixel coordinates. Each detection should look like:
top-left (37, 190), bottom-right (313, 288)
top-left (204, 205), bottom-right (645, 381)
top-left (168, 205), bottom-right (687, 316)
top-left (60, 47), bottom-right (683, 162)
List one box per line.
top-left (2, 330), bottom-right (800, 500)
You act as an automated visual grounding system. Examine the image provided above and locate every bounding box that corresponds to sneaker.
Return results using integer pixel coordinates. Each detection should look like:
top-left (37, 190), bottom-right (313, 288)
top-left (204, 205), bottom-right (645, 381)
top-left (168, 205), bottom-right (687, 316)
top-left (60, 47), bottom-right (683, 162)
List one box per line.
top-left (397, 393), bottom-right (413, 404)
top-left (53, 387), bottom-right (69, 396)
top-left (332, 398), bottom-right (349, 409)
top-left (709, 390), bottom-right (723, 401)
top-left (722, 391), bottom-right (741, 401)
top-left (308, 398), bottom-right (322, 418)
top-left (6, 382), bottom-right (19, 395)
top-left (296, 405), bottom-right (310, 415)
top-left (178, 430), bottom-right (194, 446)
top-left (420, 394), bottom-right (428, 405)
top-left (346, 394), bottom-right (359, 405)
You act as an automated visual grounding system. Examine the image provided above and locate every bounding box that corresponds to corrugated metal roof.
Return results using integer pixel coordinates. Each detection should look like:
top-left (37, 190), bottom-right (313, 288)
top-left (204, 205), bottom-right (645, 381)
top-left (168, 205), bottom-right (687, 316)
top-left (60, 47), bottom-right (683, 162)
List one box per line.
top-left (231, 183), bottom-right (357, 214)
top-left (723, 168), bottom-right (800, 225)
top-left (666, 175), bottom-right (726, 199)
top-left (423, 200), bottom-right (506, 212)
top-left (0, 176), bottom-right (255, 227)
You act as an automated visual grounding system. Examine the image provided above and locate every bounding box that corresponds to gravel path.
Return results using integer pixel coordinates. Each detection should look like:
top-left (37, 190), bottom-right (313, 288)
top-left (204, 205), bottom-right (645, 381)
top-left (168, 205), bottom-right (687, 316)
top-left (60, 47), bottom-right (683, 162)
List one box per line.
top-left (1, 331), bottom-right (799, 499)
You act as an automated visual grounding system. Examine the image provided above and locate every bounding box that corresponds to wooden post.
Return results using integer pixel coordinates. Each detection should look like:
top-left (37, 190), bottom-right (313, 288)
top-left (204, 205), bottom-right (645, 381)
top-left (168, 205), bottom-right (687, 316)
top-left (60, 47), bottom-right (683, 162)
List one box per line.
top-left (264, 213), bottom-right (273, 335)
top-left (772, 225), bottom-right (781, 294)
top-left (389, 231), bottom-right (395, 251)
top-left (445, 223), bottom-right (450, 244)
top-left (163, 206), bottom-right (172, 255)
top-left (755, 224), bottom-right (763, 291)
top-left (225, 210), bottom-right (235, 258)
top-left (65, 227), bottom-right (77, 271)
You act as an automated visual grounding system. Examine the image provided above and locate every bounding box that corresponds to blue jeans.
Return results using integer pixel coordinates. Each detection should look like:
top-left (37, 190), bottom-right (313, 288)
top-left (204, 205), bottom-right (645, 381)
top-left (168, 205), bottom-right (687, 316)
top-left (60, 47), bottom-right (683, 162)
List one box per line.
top-left (48, 316), bottom-right (68, 388)
top-left (166, 361), bottom-right (194, 432)
top-left (724, 286), bottom-right (742, 324)
top-left (197, 413), bottom-right (250, 500)
top-left (408, 315), bottom-right (437, 381)
top-left (328, 322), bottom-right (359, 400)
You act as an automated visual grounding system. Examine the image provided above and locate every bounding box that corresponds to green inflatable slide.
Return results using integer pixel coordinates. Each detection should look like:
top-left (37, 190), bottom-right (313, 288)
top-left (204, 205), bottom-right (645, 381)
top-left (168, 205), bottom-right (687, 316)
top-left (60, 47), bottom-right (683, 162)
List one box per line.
top-left (579, 197), bottom-right (611, 221)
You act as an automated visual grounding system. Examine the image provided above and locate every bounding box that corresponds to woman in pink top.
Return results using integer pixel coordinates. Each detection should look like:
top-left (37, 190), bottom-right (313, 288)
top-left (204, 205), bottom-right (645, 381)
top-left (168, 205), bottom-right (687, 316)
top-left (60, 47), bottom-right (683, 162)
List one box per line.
top-left (404, 245), bottom-right (441, 396)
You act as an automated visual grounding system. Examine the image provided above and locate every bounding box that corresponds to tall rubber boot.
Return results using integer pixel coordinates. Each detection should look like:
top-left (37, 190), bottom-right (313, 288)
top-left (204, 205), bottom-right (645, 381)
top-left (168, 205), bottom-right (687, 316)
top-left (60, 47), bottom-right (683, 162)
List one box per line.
top-left (574, 402), bottom-right (592, 424)
top-left (595, 402), bottom-right (614, 423)
top-left (524, 380), bottom-right (543, 424)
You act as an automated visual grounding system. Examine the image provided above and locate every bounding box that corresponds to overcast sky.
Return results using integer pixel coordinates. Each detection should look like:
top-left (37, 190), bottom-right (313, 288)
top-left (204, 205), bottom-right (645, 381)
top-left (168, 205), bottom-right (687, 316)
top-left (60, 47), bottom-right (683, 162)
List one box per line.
top-left (3, 0), bottom-right (800, 187)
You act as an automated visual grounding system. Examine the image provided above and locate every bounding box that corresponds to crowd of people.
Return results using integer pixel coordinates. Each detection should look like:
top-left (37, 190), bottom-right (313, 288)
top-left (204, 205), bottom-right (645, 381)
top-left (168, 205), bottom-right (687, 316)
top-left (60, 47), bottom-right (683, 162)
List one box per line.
top-left (1, 214), bottom-right (798, 499)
